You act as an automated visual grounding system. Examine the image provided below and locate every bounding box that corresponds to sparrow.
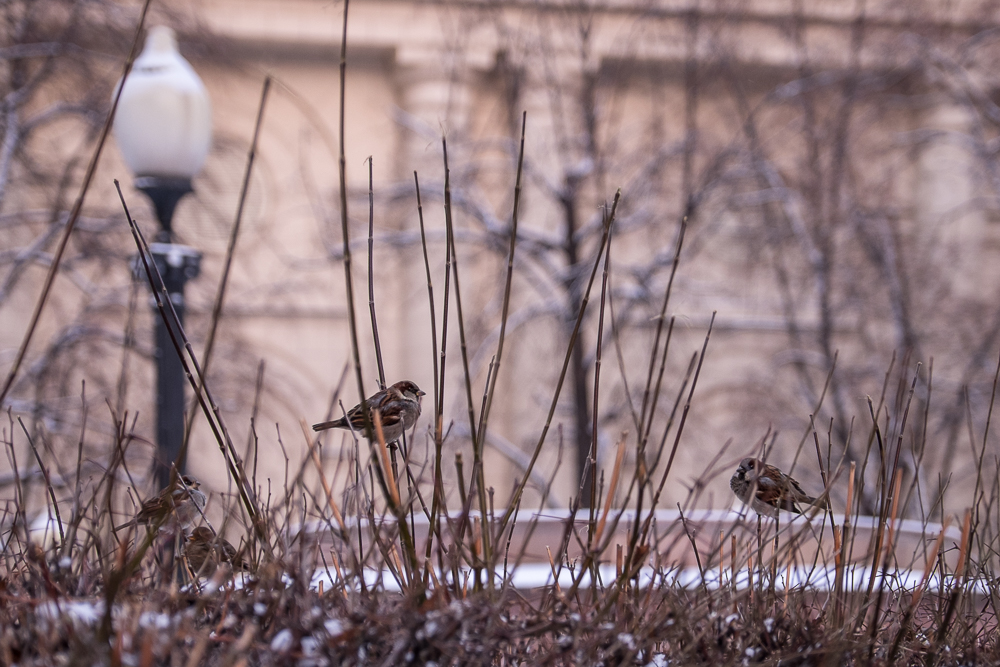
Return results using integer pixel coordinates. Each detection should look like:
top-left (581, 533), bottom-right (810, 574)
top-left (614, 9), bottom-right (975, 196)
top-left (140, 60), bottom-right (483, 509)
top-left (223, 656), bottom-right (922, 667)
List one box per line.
top-left (730, 458), bottom-right (828, 518)
top-left (312, 380), bottom-right (425, 443)
top-left (184, 526), bottom-right (247, 575)
top-left (117, 474), bottom-right (207, 530)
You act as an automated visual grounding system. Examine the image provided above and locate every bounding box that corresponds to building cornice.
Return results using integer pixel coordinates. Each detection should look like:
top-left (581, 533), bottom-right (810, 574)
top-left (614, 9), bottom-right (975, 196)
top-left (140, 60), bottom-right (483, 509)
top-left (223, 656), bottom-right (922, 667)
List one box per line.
top-left (186, 0), bottom-right (999, 76)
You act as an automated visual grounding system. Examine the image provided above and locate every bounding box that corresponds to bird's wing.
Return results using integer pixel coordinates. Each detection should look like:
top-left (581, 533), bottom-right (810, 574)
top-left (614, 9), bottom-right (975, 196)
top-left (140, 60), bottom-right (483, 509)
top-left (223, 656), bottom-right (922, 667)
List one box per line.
top-left (218, 540), bottom-right (238, 562)
top-left (753, 477), bottom-right (783, 504)
top-left (374, 396), bottom-right (409, 428)
top-left (350, 388), bottom-right (395, 425)
top-left (755, 476), bottom-right (802, 514)
top-left (789, 477), bottom-right (826, 508)
top-left (789, 477), bottom-right (808, 498)
top-left (315, 387), bottom-right (390, 431)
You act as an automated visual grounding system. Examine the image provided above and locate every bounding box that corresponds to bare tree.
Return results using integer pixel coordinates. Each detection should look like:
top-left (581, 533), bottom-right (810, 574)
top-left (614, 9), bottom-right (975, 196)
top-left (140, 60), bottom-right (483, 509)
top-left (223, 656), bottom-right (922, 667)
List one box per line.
top-left (360, 3), bottom-right (1000, 516)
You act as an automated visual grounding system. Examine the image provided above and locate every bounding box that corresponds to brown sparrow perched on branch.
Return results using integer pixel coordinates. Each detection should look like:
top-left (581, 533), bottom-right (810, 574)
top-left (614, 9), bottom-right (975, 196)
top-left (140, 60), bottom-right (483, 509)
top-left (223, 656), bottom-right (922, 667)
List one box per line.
top-left (730, 458), bottom-right (828, 518)
top-left (117, 474), bottom-right (207, 530)
top-left (312, 380), bottom-right (425, 442)
top-left (184, 526), bottom-right (246, 575)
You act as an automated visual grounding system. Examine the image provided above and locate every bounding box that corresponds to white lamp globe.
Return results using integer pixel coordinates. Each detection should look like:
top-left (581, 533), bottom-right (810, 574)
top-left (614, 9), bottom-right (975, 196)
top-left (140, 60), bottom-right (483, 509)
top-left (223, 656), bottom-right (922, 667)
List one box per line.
top-left (112, 26), bottom-right (212, 179)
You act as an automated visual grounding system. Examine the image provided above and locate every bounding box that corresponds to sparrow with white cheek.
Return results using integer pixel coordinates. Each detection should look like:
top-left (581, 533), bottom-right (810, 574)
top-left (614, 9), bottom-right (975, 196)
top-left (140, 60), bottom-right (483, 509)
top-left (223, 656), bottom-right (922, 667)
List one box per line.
top-left (312, 380), bottom-right (425, 443)
top-left (730, 458), bottom-right (828, 518)
top-left (117, 474), bottom-right (207, 530)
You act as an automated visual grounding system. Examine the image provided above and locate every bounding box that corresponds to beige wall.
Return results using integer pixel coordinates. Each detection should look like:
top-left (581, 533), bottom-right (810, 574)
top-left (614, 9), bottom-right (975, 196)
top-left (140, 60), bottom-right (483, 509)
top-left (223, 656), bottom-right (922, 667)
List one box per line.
top-left (4, 0), bottom-right (1000, 526)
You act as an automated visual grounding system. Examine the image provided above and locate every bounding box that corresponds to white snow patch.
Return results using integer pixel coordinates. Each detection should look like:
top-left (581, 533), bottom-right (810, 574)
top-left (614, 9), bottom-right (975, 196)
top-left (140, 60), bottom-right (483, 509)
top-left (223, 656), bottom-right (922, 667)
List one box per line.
top-left (36, 599), bottom-right (104, 631)
top-left (324, 618), bottom-right (345, 636)
top-left (139, 611), bottom-right (172, 630)
top-left (301, 636), bottom-right (320, 656)
top-left (270, 628), bottom-right (295, 653)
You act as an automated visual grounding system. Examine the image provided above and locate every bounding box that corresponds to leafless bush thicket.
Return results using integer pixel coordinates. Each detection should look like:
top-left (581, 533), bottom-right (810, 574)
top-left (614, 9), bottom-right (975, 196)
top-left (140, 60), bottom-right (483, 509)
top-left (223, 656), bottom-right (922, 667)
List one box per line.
top-left (3, 2), bottom-right (1000, 663)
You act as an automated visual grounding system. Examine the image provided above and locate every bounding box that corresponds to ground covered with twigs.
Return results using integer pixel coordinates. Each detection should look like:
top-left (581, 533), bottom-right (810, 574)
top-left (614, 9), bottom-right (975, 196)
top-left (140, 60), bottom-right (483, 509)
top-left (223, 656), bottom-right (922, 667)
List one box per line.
top-left (1, 560), bottom-right (996, 666)
top-left (2, 490), bottom-right (999, 667)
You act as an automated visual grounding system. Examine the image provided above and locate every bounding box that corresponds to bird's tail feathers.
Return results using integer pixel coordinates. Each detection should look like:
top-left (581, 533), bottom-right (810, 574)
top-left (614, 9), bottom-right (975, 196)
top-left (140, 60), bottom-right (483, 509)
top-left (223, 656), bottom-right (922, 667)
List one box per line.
top-left (802, 494), bottom-right (830, 510)
top-left (312, 419), bottom-right (343, 432)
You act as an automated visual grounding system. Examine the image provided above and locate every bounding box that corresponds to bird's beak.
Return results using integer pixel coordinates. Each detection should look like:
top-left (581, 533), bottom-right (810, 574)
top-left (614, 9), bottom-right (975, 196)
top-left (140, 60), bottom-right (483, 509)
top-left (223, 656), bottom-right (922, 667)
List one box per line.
top-left (418, 389), bottom-right (426, 397)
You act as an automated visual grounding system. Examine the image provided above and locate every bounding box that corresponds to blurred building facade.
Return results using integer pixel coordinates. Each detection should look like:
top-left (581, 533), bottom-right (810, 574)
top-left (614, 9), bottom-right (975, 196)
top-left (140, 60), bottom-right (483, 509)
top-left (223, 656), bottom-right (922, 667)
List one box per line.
top-left (4, 0), bottom-right (1000, 520)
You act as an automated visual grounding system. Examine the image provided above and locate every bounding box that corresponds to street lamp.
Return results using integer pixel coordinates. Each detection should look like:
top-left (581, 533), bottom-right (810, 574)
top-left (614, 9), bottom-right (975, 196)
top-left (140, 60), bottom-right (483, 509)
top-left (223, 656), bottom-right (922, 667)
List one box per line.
top-left (112, 26), bottom-right (212, 490)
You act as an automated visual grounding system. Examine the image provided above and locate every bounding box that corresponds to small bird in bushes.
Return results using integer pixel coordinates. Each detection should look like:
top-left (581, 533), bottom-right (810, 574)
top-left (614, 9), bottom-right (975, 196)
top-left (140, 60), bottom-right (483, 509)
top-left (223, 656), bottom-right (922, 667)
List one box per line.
top-left (730, 458), bottom-right (828, 518)
top-left (312, 380), bottom-right (425, 443)
top-left (117, 474), bottom-right (207, 530)
top-left (184, 526), bottom-right (246, 575)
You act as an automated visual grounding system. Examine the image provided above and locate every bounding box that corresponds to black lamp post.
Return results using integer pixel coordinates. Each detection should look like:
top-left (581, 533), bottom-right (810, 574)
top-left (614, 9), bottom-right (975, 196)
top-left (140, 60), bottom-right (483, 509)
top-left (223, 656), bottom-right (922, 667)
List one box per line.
top-left (143, 179), bottom-right (201, 491)
top-left (112, 26), bottom-right (212, 490)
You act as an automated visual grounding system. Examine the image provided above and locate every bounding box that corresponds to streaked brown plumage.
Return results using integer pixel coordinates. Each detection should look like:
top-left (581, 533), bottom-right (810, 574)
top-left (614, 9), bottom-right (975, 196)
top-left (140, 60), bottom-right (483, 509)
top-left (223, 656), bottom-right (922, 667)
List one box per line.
top-left (312, 380), bottom-right (425, 442)
top-left (730, 457), bottom-right (828, 518)
top-left (184, 526), bottom-right (246, 575)
top-left (117, 474), bottom-right (206, 530)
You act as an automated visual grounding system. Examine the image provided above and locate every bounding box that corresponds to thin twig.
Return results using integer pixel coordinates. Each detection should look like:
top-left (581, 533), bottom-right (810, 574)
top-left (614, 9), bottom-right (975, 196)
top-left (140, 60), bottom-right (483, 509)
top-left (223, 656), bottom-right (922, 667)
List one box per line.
top-left (367, 156), bottom-right (386, 390)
